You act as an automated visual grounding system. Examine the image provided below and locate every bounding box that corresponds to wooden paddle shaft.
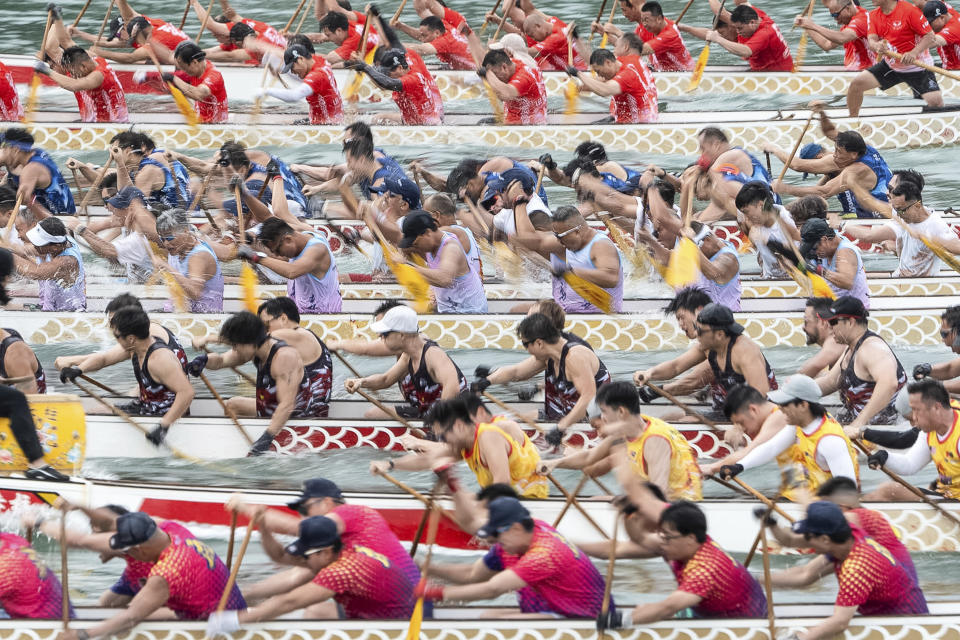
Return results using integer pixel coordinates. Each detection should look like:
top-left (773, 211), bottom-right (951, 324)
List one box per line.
top-left (885, 50), bottom-right (960, 82)
top-left (552, 472), bottom-right (591, 528)
top-left (178, 0), bottom-right (192, 30)
top-left (189, 173), bottom-right (219, 230)
top-left (590, 0), bottom-right (609, 37)
top-left (376, 471), bottom-right (458, 524)
top-left (79, 373), bottom-right (122, 397)
top-left (733, 477), bottom-right (795, 522)
top-left (78, 156), bottom-right (114, 219)
top-left (674, 0), bottom-right (696, 23)
top-left (481, 391), bottom-right (546, 433)
top-left (547, 473), bottom-right (610, 539)
top-left (72, 0), bottom-right (94, 28)
top-left (760, 524), bottom-right (777, 639)
top-left (410, 478), bottom-right (444, 557)
top-left (3, 192), bottom-right (23, 241)
top-left (199, 372), bottom-right (253, 445)
top-left (792, 0), bottom-right (816, 31)
top-left (775, 112), bottom-right (815, 184)
top-left (59, 501), bottom-right (69, 630)
top-left (392, 0), bottom-right (410, 23)
top-left (283, 0), bottom-right (310, 33)
top-left (600, 512), bottom-right (619, 617)
top-left (94, 0), bottom-right (118, 43)
top-left (642, 382), bottom-right (721, 430)
top-left (215, 516), bottom-right (256, 613)
top-left (225, 510), bottom-right (238, 571)
top-left (196, 0), bottom-right (216, 41)
top-left (491, 0), bottom-right (512, 40)
top-left (293, 2), bottom-right (312, 34)
top-left (330, 347), bottom-right (362, 378)
top-left (480, 0), bottom-right (504, 33)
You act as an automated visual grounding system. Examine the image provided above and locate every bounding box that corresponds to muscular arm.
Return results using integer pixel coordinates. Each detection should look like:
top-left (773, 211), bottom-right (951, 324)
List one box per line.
top-left (427, 557), bottom-right (497, 584)
top-left (357, 356), bottom-right (407, 390)
top-left (426, 348), bottom-right (465, 400)
top-left (83, 576), bottom-right (170, 639)
top-left (770, 554), bottom-right (834, 588)
top-left (486, 355), bottom-right (546, 385)
top-left (409, 241), bottom-right (465, 287)
top-left (732, 340), bottom-right (772, 394)
top-left (797, 337), bottom-right (845, 378)
top-left (845, 338), bottom-right (900, 429)
top-left (799, 605), bottom-right (858, 640)
top-left (483, 70), bottom-right (520, 101)
top-left (641, 436), bottom-right (674, 498)
top-left (2, 342), bottom-right (40, 393)
top-left (573, 236), bottom-right (620, 288)
top-left (266, 348), bottom-right (305, 434)
top-left (165, 249), bottom-right (216, 302)
top-left (259, 242), bottom-right (329, 279)
top-left (559, 347), bottom-right (601, 429)
top-left (440, 568), bottom-right (528, 602)
top-left (240, 581), bottom-right (334, 623)
top-left (149, 349), bottom-right (195, 428)
top-left (627, 590), bottom-right (703, 625)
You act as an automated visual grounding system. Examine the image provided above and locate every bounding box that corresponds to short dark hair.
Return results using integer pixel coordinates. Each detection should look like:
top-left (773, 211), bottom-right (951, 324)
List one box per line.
top-left (590, 48), bottom-right (616, 65)
top-left (650, 179), bottom-right (676, 206)
top-left (344, 121), bottom-right (372, 143)
top-left (534, 299), bottom-right (566, 331)
top-left (942, 305), bottom-right (960, 330)
top-left (258, 296), bottom-right (301, 324)
top-left (665, 287), bottom-right (711, 316)
top-left (173, 41), bottom-right (206, 64)
top-left (422, 397), bottom-right (472, 431)
top-left (908, 378), bottom-right (951, 409)
top-left (446, 159), bottom-right (483, 195)
top-left (113, 130), bottom-right (142, 150)
top-left (892, 168), bottom-right (924, 192)
top-left (60, 46), bottom-right (91, 66)
top-left (229, 22), bottom-right (255, 43)
top-left (219, 311), bottom-right (268, 346)
top-left (517, 313), bottom-right (561, 345)
top-left (110, 307), bottom-right (151, 340)
top-left (343, 135), bottom-right (374, 161)
top-left (103, 504), bottom-right (130, 516)
top-left (286, 33), bottom-right (316, 55)
top-left (734, 181), bottom-right (774, 211)
top-left (482, 48), bottom-right (511, 68)
top-left (835, 131), bottom-right (867, 157)
top-left (729, 5), bottom-right (759, 22)
top-left (596, 381), bottom-right (641, 415)
top-left (816, 476), bottom-right (859, 497)
top-left (787, 195), bottom-right (828, 225)
top-left (806, 296), bottom-right (834, 320)
top-left (373, 299), bottom-right (404, 318)
top-left (620, 32), bottom-right (644, 53)
top-left (575, 141), bottom-right (608, 163)
top-left (420, 15), bottom-right (445, 31)
top-left (476, 483), bottom-right (519, 502)
top-left (0, 184), bottom-right (17, 212)
top-left (3, 127), bottom-right (34, 146)
top-left (319, 11), bottom-right (350, 32)
top-left (106, 293), bottom-right (143, 314)
top-left (458, 391), bottom-right (488, 417)
top-left (697, 127), bottom-right (728, 144)
top-left (723, 384), bottom-right (766, 419)
top-left (641, 1), bottom-right (664, 14)
top-left (257, 217), bottom-right (295, 245)
top-left (644, 481), bottom-right (667, 502)
top-left (890, 179), bottom-right (922, 202)
top-left (423, 193), bottom-right (457, 218)
top-left (659, 501), bottom-right (707, 543)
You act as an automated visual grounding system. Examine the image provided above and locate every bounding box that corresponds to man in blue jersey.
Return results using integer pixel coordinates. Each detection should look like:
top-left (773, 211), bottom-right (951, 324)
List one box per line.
top-left (0, 128), bottom-right (76, 217)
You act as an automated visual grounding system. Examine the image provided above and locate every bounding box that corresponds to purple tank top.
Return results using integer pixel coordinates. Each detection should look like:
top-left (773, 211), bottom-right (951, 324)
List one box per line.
top-left (167, 240), bottom-right (223, 313)
top-left (426, 232), bottom-right (488, 314)
top-left (819, 239), bottom-right (870, 309)
top-left (287, 231), bottom-right (342, 313)
top-left (38, 242), bottom-right (86, 311)
top-left (553, 233), bottom-right (623, 313)
top-left (694, 242), bottom-right (742, 311)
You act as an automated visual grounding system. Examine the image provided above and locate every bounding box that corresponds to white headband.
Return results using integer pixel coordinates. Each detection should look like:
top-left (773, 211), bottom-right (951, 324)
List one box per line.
top-left (26, 224), bottom-right (67, 247)
top-left (692, 225), bottom-right (712, 246)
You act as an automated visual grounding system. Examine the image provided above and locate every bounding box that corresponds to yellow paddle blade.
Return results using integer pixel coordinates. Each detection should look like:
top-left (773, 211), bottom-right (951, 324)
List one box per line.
top-left (484, 81), bottom-right (504, 123)
top-left (23, 75), bottom-right (42, 123)
top-left (162, 271), bottom-right (189, 312)
top-left (344, 72), bottom-right (364, 102)
top-left (808, 272), bottom-right (835, 299)
top-left (563, 271), bottom-right (612, 313)
top-left (240, 261), bottom-right (259, 312)
top-left (687, 44), bottom-right (709, 92)
top-left (921, 236), bottom-right (960, 275)
top-left (564, 78), bottom-right (579, 115)
top-left (364, 47), bottom-right (376, 64)
top-left (382, 242), bottom-right (432, 313)
top-left (738, 238), bottom-right (754, 254)
top-left (405, 597), bottom-right (425, 640)
top-left (793, 33), bottom-right (808, 73)
top-left (665, 237), bottom-right (700, 288)
top-left (600, 32), bottom-right (609, 48)
top-left (167, 81), bottom-right (199, 128)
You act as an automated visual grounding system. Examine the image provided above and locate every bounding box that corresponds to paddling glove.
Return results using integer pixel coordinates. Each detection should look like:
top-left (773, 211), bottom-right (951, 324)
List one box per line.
top-left (206, 610), bottom-right (240, 637)
top-left (596, 609), bottom-right (629, 631)
top-left (913, 363), bottom-right (933, 380)
top-left (517, 385), bottom-right (538, 402)
top-left (32, 60), bottom-right (51, 76)
top-left (248, 431), bottom-right (275, 456)
top-left (719, 463), bottom-right (744, 480)
top-left (186, 354), bottom-right (208, 377)
top-left (59, 366), bottom-right (82, 384)
top-left (237, 245), bottom-right (261, 263)
top-left (538, 154), bottom-right (556, 170)
top-left (766, 239), bottom-right (799, 266)
top-left (752, 505), bottom-right (777, 527)
top-left (471, 377), bottom-right (491, 393)
top-left (636, 386), bottom-right (658, 403)
top-left (145, 426), bottom-right (169, 447)
top-left (867, 449), bottom-right (889, 469)
top-left (545, 427), bottom-right (564, 448)
top-left (413, 578), bottom-right (445, 601)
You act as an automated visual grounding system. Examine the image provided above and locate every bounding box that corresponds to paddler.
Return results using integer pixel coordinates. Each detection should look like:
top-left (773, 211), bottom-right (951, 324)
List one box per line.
top-left (413, 496), bottom-right (608, 618)
top-left (59, 306), bottom-right (193, 447)
top-left (0, 530), bottom-right (73, 619)
top-left (815, 296), bottom-right (906, 428)
top-left (701, 384), bottom-right (791, 477)
top-left (544, 381), bottom-right (703, 501)
top-left (733, 181), bottom-right (799, 279)
top-left (0, 237), bottom-right (46, 394)
top-left (109, 132), bottom-right (186, 210)
top-left (523, 14), bottom-right (586, 71)
top-left (479, 48), bottom-right (548, 125)
top-left (568, 47), bottom-right (659, 123)
top-left (911, 305), bottom-right (960, 392)
top-left (257, 44), bottom-right (343, 125)
top-left (151, 208), bottom-right (224, 313)
top-left (795, 219), bottom-right (870, 306)
top-left (475, 312), bottom-right (610, 443)
top-left (680, 4), bottom-right (793, 71)
top-left (691, 127), bottom-right (776, 221)
top-left (188, 311), bottom-right (322, 455)
top-left (798, 297), bottom-right (846, 377)
top-left (597, 1), bottom-right (694, 71)
top-left (14, 217), bottom-right (86, 312)
top-left (133, 42), bottom-right (228, 124)
top-left (422, 192), bottom-right (483, 278)
top-left (793, 0), bottom-right (878, 70)
top-left (769, 501), bottom-right (927, 638)
top-left (399, 15), bottom-right (475, 70)
top-left (57, 511), bottom-right (244, 640)
top-left (76, 0), bottom-right (190, 65)
top-left (370, 393), bottom-right (549, 497)
top-left (0, 61), bottom-right (22, 122)
top-left (190, 0), bottom-right (287, 65)
top-left (317, 2), bottom-right (380, 68)
top-left (718, 374), bottom-right (860, 494)
top-left (0, 127), bottom-right (76, 217)
top-left (926, 0), bottom-right (960, 68)
top-left (343, 304), bottom-right (468, 419)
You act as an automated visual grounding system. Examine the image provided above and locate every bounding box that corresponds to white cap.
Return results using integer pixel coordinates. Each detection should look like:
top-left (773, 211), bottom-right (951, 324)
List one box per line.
top-left (369, 305), bottom-right (419, 334)
top-left (767, 374), bottom-right (823, 405)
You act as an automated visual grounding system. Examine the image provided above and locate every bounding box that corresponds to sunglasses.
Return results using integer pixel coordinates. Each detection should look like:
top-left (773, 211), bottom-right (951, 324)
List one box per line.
top-left (695, 325), bottom-right (713, 335)
top-left (303, 546), bottom-right (329, 557)
top-left (521, 339), bottom-right (536, 348)
top-left (941, 329), bottom-right (955, 338)
top-left (160, 235), bottom-right (175, 242)
top-left (217, 158), bottom-right (231, 167)
top-left (379, 331), bottom-right (395, 339)
top-left (554, 223), bottom-right (583, 240)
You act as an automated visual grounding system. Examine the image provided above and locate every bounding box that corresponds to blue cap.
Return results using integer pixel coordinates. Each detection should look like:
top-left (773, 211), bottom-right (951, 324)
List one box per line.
top-left (285, 516), bottom-right (341, 556)
top-left (476, 497), bottom-right (531, 538)
top-left (791, 501), bottom-right (849, 536)
top-left (105, 185), bottom-right (146, 210)
top-left (799, 143), bottom-right (824, 160)
top-left (479, 176), bottom-right (504, 207)
top-left (500, 167), bottom-right (535, 195)
top-left (372, 176), bottom-right (421, 209)
top-left (109, 512), bottom-right (157, 549)
top-left (286, 478), bottom-right (343, 512)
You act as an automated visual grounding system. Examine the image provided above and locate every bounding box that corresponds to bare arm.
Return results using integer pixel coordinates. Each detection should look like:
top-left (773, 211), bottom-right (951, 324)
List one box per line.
top-left (148, 349), bottom-right (195, 428)
top-left (265, 348), bottom-right (305, 434)
top-left (83, 576), bottom-right (171, 639)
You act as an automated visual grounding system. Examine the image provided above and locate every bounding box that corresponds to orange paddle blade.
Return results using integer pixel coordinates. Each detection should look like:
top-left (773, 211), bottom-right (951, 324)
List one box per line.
top-left (240, 262), bottom-right (259, 312)
top-left (687, 44), bottom-right (710, 92)
top-left (665, 237), bottom-right (700, 288)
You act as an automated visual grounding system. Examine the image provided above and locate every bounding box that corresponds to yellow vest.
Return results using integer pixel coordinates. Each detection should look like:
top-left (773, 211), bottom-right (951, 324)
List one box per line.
top-left (927, 409), bottom-right (960, 499)
top-left (626, 415), bottom-right (703, 501)
top-left (789, 414), bottom-right (860, 496)
top-left (462, 419), bottom-right (549, 498)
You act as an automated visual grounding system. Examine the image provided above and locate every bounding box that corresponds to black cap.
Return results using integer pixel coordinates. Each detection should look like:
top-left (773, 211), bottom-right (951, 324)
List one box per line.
top-left (799, 218), bottom-right (836, 259)
top-left (791, 501), bottom-right (849, 536)
top-left (696, 302), bottom-right (744, 335)
top-left (371, 176), bottom-right (421, 209)
top-left (924, 0), bottom-right (949, 21)
top-left (281, 44), bottom-right (312, 73)
top-left (106, 15), bottom-right (124, 41)
top-left (284, 516), bottom-right (340, 556)
top-left (286, 478), bottom-right (343, 512)
top-left (820, 295), bottom-right (868, 321)
top-left (476, 497), bottom-right (531, 538)
top-left (379, 49), bottom-right (408, 72)
top-left (109, 512), bottom-right (157, 550)
top-left (127, 16), bottom-right (150, 45)
top-left (399, 210), bottom-right (438, 248)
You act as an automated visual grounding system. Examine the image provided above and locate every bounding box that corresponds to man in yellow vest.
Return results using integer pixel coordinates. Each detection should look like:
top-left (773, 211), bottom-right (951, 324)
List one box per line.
top-left (865, 378), bottom-right (960, 501)
top-left (543, 381), bottom-right (702, 501)
top-left (719, 374), bottom-right (859, 494)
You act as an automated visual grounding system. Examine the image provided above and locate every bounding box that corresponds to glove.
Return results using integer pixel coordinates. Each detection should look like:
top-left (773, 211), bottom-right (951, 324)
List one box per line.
top-left (145, 425), bottom-right (169, 447)
top-left (248, 430), bottom-right (276, 456)
top-left (343, 58), bottom-right (363, 70)
top-left (913, 363), bottom-right (932, 380)
top-left (596, 609), bottom-right (628, 631)
top-left (33, 60), bottom-right (52, 76)
top-left (476, 67), bottom-right (488, 78)
top-left (229, 175), bottom-right (245, 191)
top-left (132, 70), bottom-right (148, 84)
top-left (565, 65), bottom-right (579, 77)
top-left (206, 610), bottom-right (241, 638)
top-left (549, 259), bottom-right (571, 279)
top-left (470, 377), bottom-right (491, 394)
top-left (474, 366), bottom-right (492, 379)
top-left (186, 354), bottom-right (208, 377)
top-left (752, 505), bottom-right (777, 527)
top-left (637, 386), bottom-right (658, 403)
top-left (517, 385), bottom-right (537, 402)
top-left (237, 245), bottom-right (261, 263)
top-left (718, 463), bottom-right (744, 480)
top-left (413, 578), bottom-right (445, 601)
top-left (545, 427), bottom-right (564, 448)
top-left (433, 462), bottom-right (460, 492)
top-left (265, 159), bottom-right (279, 177)
top-left (160, 72), bottom-right (175, 83)
top-left (867, 449), bottom-right (889, 469)
top-left (766, 239), bottom-right (800, 267)
top-left (59, 366), bottom-right (83, 384)
top-left (369, 4), bottom-right (380, 16)
top-left (538, 153), bottom-right (556, 171)
top-left (252, 87), bottom-right (269, 101)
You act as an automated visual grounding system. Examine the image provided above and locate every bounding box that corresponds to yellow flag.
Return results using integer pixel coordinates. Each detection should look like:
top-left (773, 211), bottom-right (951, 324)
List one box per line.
top-left (665, 237), bottom-right (700, 288)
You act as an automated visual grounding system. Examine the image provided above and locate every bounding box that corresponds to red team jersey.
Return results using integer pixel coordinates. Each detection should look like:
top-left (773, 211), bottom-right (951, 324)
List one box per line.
top-left (869, 1), bottom-right (934, 70)
top-left (0, 533), bottom-right (73, 619)
top-left (220, 18), bottom-right (287, 60)
top-left (131, 16), bottom-right (189, 52)
top-left (302, 57), bottom-right (343, 124)
top-left (842, 8), bottom-right (878, 70)
top-left (148, 534), bottom-right (245, 619)
top-left (0, 62), bottom-right (23, 122)
top-left (394, 52), bottom-right (444, 125)
top-left (833, 530), bottom-right (927, 616)
top-left (333, 504), bottom-right (421, 586)
top-left (669, 537), bottom-right (767, 618)
top-left (610, 55), bottom-right (658, 123)
top-left (531, 28), bottom-right (586, 70)
top-left (505, 58), bottom-right (548, 124)
top-left (430, 28), bottom-right (475, 70)
top-left (333, 12), bottom-right (380, 60)
top-left (634, 19), bottom-right (695, 71)
top-left (849, 507), bottom-right (917, 583)
top-left (76, 57), bottom-right (129, 123)
top-left (114, 521), bottom-right (195, 597)
top-left (442, 6), bottom-right (468, 27)
top-left (175, 61), bottom-right (228, 123)
top-left (936, 15), bottom-right (960, 68)
top-left (738, 14), bottom-right (793, 71)
top-left (311, 547), bottom-right (416, 619)
top-left (483, 521), bottom-right (607, 618)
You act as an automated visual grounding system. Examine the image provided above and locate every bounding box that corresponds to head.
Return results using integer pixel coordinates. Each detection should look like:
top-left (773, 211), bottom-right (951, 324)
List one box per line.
top-left (0, 127), bottom-right (35, 166)
top-left (218, 311), bottom-right (269, 361)
top-left (258, 296), bottom-right (300, 332)
top-left (110, 306), bottom-right (151, 352)
top-left (228, 22), bottom-right (256, 49)
top-left (907, 378), bottom-right (953, 432)
top-left (459, 391), bottom-right (493, 424)
top-left (595, 381), bottom-right (641, 435)
top-left (828, 0), bottom-right (859, 25)
top-left (343, 136), bottom-right (376, 175)
top-left (369, 305), bottom-right (420, 353)
top-left (528, 299), bottom-right (566, 332)
top-left (481, 49), bottom-right (516, 84)
top-left (343, 121), bottom-right (373, 145)
top-left (286, 478), bottom-right (345, 517)
top-left (696, 127), bottom-right (729, 163)
top-left (695, 303), bottom-right (743, 350)
top-left (658, 501), bottom-right (707, 561)
top-left (155, 208), bottom-right (195, 257)
top-left (786, 195), bottom-right (828, 226)
top-left (24, 217), bottom-right (69, 256)
top-left (614, 32), bottom-right (645, 57)
top-left (723, 385), bottom-right (770, 436)
top-left (767, 374), bottom-right (827, 426)
top-left (575, 141), bottom-right (608, 164)
top-left (791, 501), bottom-right (853, 555)
top-left (423, 192), bottom-right (458, 226)
top-left (86, 504), bottom-right (130, 534)
top-left (285, 516), bottom-right (344, 571)
top-left (924, 0), bottom-right (951, 30)
top-left (105, 293), bottom-right (143, 318)
top-left (522, 13), bottom-right (553, 42)
top-left (372, 299), bottom-right (404, 323)
top-left (376, 177), bottom-right (422, 214)
top-left (816, 476), bottom-right (861, 509)
top-left (216, 140), bottom-right (251, 178)
top-left (888, 177), bottom-right (925, 222)
top-left (620, 0), bottom-right (644, 21)
top-left (257, 217), bottom-right (299, 258)
top-left (318, 11), bottom-right (351, 44)
top-left (640, 1), bottom-right (667, 32)
top-left (398, 210), bottom-right (442, 254)
top-left (127, 16), bottom-right (152, 47)
top-left (419, 15), bottom-right (446, 42)
top-left (378, 49), bottom-right (410, 79)
top-left (551, 206), bottom-right (591, 251)
top-left (517, 313), bottom-right (562, 360)
top-left (476, 483), bottom-right (520, 506)
top-left (820, 296), bottom-right (868, 345)
top-left (281, 44), bottom-right (315, 78)
top-left (729, 5), bottom-right (761, 38)
top-left (940, 305), bottom-right (960, 352)
top-left (665, 288), bottom-right (712, 339)
top-left (798, 218), bottom-right (839, 261)
top-left (60, 46), bottom-right (96, 76)
top-left (109, 512), bottom-right (167, 563)
top-left (689, 221), bottom-right (724, 259)
top-left (286, 34), bottom-right (316, 56)
top-left (734, 181), bottom-right (776, 226)
top-left (423, 397), bottom-right (476, 449)
top-left (446, 159), bottom-right (485, 201)
top-left (589, 48), bottom-right (620, 80)
top-left (803, 296), bottom-right (835, 346)
top-left (476, 497), bottom-right (536, 555)
top-left (833, 131), bottom-right (868, 167)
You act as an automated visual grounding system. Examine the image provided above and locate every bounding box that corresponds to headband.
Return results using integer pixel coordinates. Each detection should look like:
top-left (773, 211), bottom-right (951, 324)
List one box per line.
top-left (3, 140), bottom-right (34, 152)
top-left (692, 225), bottom-right (711, 246)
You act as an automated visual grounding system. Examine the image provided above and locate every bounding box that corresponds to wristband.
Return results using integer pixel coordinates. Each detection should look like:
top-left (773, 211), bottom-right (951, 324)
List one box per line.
top-left (388, 459), bottom-right (395, 471)
top-left (513, 196), bottom-right (530, 206)
top-left (77, 631), bottom-right (90, 640)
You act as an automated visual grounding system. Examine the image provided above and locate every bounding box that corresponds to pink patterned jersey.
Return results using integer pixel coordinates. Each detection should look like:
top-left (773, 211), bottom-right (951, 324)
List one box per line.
top-left (669, 536), bottom-right (767, 618)
top-left (484, 520), bottom-right (606, 617)
top-left (833, 529), bottom-right (927, 615)
top-left (0, 533), bottom-right (73, 619)
top-left (311, 546), bottom-right (415, 619)
top-left (148, 534), bottom-right (245, 619)
top-left (113, 521), bottom-right (194, 597)
top-left (849, 508), bottom-right (917, 584)
top-left (333, 504), bottom-right (421, 586)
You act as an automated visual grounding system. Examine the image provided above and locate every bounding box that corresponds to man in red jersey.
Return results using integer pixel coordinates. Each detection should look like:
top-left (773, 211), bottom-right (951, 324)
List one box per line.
top-left (260, 44), bottom-right (343, 124)
top-left (771, 501), bottom-right (927, 640)
top-left (682, 4), bottom-right (794, 71)
top-left (0, 532), bottom-right (73, 619)
top-left (34, 46), bottom-right (129, 124)
top-left (627, 1), bottom-right (695, 71)
top-left (166, 42), bottom-right (228, 124)
top-left (523, 13), bottom-right (586, 71)
top-left (403, 16), bottom-right (475, 69)
top-left (348, 48), bottom-right (444, 124)
top-left (0, 61), bottom-right (21, 122)
top-left (925, 1), bottom-right (960, 67)
top-left (570, 48), bottom-right (658, 123)
top-left (318, 9), bottom-right (379, 67)
top-left (846, 0), bottom-right (941, 115)
top-left (795, 0), bottom-right (878, 70)
top-left (189, 0), bottom-right (286, 64)
top-left (74, 0), bottom-right (189, 65)
top-left (481, 48), bottom-right (548, 125)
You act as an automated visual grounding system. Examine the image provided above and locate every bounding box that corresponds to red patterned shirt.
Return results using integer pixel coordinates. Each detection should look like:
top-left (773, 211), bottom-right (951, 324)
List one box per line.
top-left (531, 28), bottom-right (586, 71)
top-left (117, 521), bottom-right (194, 596)
top-left (669, 536), bottom-right (767, 618)
top-left (609, 55), bottom-right (658, 123)
top-left (312, 547), bottom-right (415, 618)
top-left (131, 16), bottom-right (189, 52)
top-left (220, 18), bottom-right (287, 60)
top-left (738, 16), bottom-right (793, 71)
top-left (430, 28), bottom-right (475, 70)
top-left (634, 19), bottom-right (694, 71)
top-left (393, 52), bottom-right (444, 125)
top-left (0, 533), bottom-right (73, 619)
top-left (833, 532), bottom-right (927, 615)
top-left (76, 56), bottom-right (128, 123)
top-left (504, 58), bottom-right (547, 125)
top-left (936, 14), bottom-right (960, 68)
top-left (849, 508), bottom-right (917, 583)
top-left (333, 12), bottom-right (380, 61)
top-left (333, 504), bottom-right (421, 587)
top-left (302, 57), bottom-right (343, 124)
top-left (842, 8), bottom-right (877, 70)
top-left (148, 534), bottom-right (245, 619)
top-left (869, 1), bottom-right (935, 70)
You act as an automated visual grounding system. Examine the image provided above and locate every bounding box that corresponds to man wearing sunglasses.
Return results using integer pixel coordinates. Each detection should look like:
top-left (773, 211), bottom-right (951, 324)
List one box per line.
top-left (150, 209), bottom-right (224, 313)
top-left (794, 0), bottom-right (877, 70)
top-left (911, 305), bottom-right (960, 393)
top-left (770, 501), bottom-right (927, 640)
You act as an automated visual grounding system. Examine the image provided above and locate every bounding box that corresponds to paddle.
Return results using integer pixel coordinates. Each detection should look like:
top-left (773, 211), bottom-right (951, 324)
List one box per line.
top-left (2, 193), bottom-right (24, 245)
top-left (196, 0), bottom-right (216, 42)
top-left (343, 10), bottom-right (374, 102)
top-left (293, 2), bottom-right (312, 34)
top-left (760, 523), bottom-right (777, 639)
top-left (410, 478), bottom-right (444, 557)
top-left (189, 173), bottom-right (219, 231)
top-left (392, 0), bottom-right (410, 24)
top-left (639, 381), bottom-right (723, 431)
top-left (480, 0), bottom-right (503, 34)
top-left (853, 438), bottom-right (960, 529)
top-left (674, 0), bottom-right (696, 23)
top-left (72, 0), bottom-right (94, 28)
top-left (79, 373), bottom-right (123, 397)
top-left (598, 512), bottom-right (619, 640)
top-left (547, 473), bottom-right (610, 539)
top-left (741, 474), bottom-right (794, 568)
top-left (564, 23), bottom-right (579, 116)
top-left (282, 0), bottom-right (310, 34)
top-left (792, 0), bottom-right (816, 71)
top-left (664, 183), bottom-right (700, 287)
top-left (93, 0), bottom-right (118, 45)
top-left (687, 0), bottom-right (727, 92)
top-left (208, 512), bottom-right (257, 638)
top-left (144, 47), bottom-right (200, 127)
top-left (234, 183), bottom-right (259, 313)
top-left (732, 477), bottom-right (794, 521)
top-left (590, 0), bottom-right (609, 42)
top-left (885, 50), bottom-right (960, 83)
top-left (178, 0), bottom-right (192, 30)
top-left (199, 372), bottom-right (254, 446)
top-left (406, 491), bottom-right (440, 640)
top-left (57, 498), bottom-right (70, 632)
top-left (25, 8), bottom-right (56, 122)
top-left (480, 391), bottom-right (545, 433)
top-left (375, 470), bottom-right (459, 524)
top-left (551, 472), bottom-right (591, 529)
top-left (351, 387), bottom-right (428, 439)
top-left (69, 166), bottom-right (86, 212)
top-left (330, 347), bottom-right (362, 378)
top-left (600, 0), bottom-right (619, 48)
top-left (78, 156), bottom-right (114, 223)
top-left (72, 378), bottom-right (205, 464)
